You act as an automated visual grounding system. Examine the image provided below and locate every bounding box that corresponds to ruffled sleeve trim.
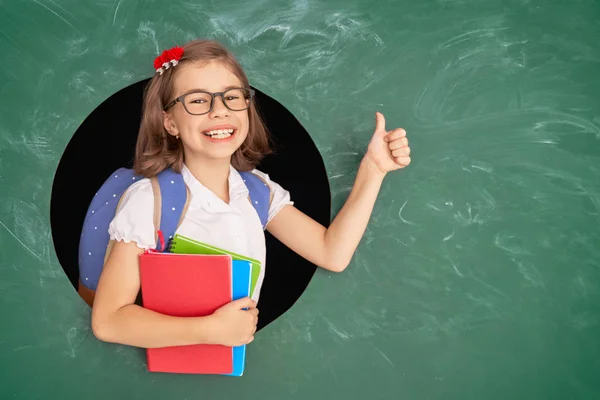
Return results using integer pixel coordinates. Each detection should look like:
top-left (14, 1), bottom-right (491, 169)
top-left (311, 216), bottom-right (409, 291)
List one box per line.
top-left (107, 178), bottom-right (157, 250)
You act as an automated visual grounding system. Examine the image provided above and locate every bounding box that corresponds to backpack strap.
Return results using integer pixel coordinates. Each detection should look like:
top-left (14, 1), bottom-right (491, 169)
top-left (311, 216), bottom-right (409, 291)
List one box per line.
top-left (150, 168), bottom-right (189, 252)
top-left (239, 171), bottom-right (271, 229)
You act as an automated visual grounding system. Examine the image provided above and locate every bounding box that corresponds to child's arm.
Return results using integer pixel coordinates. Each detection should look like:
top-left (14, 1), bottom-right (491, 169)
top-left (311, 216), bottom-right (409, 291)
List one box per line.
top-left (91, 241), bottom-right (258, 348)
top-left (266, 112), bottom-right (411, 272)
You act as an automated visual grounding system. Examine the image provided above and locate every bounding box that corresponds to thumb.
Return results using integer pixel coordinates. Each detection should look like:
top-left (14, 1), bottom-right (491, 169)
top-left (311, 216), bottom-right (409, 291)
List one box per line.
top-left (375, 112), bottom-right (386, 134)
top-left (230, 297), bottom-right (256, 309)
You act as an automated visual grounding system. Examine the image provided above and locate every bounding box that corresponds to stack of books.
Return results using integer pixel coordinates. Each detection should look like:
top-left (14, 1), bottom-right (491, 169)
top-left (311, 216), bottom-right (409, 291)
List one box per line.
top-left (138, 234), bottom-right (262, 376)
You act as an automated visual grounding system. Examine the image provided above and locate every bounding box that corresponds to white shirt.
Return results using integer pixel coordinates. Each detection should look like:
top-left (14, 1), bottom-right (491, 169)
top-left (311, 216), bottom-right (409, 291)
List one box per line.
top-left (108, 163), bottom-right (293, 302)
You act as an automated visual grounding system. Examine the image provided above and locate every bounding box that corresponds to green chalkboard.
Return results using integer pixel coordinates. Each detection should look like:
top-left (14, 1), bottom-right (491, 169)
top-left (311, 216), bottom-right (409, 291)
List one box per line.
top-left (2, 0), bottom-right (600, 399)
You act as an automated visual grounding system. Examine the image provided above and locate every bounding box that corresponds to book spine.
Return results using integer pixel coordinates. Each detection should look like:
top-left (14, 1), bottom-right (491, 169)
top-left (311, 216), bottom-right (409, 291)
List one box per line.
top-left (166, 237), bottom-right (176, 253)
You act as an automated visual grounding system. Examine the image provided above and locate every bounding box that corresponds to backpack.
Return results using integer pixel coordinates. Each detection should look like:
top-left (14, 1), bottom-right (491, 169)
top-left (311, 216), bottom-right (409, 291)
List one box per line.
top-left (77, 166), bottom-right (270, 306)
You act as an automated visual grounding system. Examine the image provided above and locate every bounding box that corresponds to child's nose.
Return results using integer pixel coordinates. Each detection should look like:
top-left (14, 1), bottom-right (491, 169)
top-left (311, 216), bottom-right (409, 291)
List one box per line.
top-left (210, 95), bottom-right (230, 117)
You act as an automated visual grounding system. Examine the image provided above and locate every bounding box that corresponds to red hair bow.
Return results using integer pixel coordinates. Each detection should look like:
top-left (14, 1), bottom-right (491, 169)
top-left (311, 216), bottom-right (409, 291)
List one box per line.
top-left (154, 46), bottom-right (184, 75)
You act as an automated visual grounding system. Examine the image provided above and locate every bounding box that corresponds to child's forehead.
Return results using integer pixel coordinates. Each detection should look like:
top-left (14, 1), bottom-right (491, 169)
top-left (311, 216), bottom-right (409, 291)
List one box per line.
top-left (173, 60), bottom-right (242, 93)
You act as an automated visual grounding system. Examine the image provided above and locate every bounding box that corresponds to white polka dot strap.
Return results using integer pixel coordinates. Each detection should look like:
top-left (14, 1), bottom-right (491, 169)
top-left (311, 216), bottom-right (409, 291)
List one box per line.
top-left (150, 168), bottom-right (188, 252)
top-left (239, 171), bottom-right (270, 228)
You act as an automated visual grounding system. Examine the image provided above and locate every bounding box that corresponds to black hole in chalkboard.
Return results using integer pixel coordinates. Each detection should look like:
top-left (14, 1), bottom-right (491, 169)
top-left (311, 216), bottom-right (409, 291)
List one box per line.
top-left (49, 78), bottom-right (331, 331)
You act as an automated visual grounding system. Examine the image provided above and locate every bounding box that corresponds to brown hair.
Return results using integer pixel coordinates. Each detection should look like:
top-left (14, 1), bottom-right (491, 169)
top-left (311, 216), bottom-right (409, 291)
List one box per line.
top-left (133, 39), bottom-right (272, 177)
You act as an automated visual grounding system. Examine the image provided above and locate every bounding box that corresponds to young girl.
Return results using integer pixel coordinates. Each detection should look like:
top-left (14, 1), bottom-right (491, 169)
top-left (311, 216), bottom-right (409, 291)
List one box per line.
top-left (91, 39), bottom-right (411, 349)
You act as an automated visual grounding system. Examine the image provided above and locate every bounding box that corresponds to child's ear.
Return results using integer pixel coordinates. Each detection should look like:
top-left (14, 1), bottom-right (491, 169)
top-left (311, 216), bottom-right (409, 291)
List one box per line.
top-left (163, 111), bottom-right (179, 137)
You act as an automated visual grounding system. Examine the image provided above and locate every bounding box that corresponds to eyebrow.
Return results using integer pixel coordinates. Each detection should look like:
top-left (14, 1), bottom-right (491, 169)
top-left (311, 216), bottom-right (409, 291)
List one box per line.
top-left (182, 85), bottom-right (243, 95)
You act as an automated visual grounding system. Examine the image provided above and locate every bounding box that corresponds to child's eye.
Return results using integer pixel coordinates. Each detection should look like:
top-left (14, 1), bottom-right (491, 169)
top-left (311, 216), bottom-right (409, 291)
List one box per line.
top-left (225, 96), bottom-right (239, 101)
top-left (190, 99), bottom-right (207, 104)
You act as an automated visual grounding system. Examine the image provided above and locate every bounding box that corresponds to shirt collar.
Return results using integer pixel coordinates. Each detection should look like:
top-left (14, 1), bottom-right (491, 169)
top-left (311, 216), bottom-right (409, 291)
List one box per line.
top-left (180, 164), bottom-right (249, 212)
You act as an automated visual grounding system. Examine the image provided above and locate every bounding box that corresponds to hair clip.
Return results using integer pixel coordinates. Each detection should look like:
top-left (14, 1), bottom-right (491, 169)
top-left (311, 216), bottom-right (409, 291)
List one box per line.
top-left (154, 46), bottom-right (184, 75)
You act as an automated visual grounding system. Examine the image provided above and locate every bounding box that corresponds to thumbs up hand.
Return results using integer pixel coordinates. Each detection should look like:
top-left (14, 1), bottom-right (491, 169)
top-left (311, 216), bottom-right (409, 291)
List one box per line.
top-left (363, 112), bottom-right (411, 175)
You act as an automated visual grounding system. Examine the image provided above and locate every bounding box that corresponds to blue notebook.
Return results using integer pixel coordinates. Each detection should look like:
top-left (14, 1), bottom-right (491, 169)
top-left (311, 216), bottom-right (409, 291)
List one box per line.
top-left (225, 260), bottom-right (252, 376)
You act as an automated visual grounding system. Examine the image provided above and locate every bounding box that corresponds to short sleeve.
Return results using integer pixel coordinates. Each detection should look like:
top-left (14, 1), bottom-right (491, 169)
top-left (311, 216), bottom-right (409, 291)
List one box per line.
top-left (251, 169), bottom-right (294, 224)
top-left (107, 178), bottom-right (156, 249)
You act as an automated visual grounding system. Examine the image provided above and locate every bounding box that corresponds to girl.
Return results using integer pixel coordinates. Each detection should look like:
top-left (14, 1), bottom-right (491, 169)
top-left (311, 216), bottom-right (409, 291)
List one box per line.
top-left (91, 39), bottom-right (411, 349)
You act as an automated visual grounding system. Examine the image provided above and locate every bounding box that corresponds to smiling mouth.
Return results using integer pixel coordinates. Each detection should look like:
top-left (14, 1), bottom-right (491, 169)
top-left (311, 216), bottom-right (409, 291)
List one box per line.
top-left (202, 128), bottom-right (236, 139)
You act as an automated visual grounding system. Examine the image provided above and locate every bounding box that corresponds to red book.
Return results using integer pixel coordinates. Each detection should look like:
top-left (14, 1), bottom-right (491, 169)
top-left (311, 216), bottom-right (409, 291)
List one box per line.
top-left (138, 251), bottom-right (233, 374)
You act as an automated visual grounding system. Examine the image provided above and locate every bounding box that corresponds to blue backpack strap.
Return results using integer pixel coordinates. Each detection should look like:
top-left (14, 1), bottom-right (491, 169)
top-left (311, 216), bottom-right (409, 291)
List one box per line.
top-left (79, 167), bottom-right (143, 291)
top-left (239, 171), bottom-right (271, 229)
top-left (152, 168), bottom-right (188, 251)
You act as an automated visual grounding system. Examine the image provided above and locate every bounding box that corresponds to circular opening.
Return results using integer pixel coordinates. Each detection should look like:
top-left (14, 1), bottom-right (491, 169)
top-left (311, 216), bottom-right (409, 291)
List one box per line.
top-left (50, 78), bottom-right (331, 331)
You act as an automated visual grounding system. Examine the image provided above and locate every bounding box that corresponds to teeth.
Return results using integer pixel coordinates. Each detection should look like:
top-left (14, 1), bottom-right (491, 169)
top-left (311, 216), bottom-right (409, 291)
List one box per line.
top-left (202, 128), bottom-right (235, 139)
top-left (204, 128), bottom-right (234, 136)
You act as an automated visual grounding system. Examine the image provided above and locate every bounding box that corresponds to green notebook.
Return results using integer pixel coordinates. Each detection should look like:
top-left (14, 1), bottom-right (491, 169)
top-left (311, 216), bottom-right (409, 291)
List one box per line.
top-left (169, 234), bottom-right (262, 298)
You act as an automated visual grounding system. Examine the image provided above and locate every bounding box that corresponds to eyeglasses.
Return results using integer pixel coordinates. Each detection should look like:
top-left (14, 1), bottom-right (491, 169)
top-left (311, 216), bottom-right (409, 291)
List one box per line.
top-left (163, 87), bottom-right (255, 115)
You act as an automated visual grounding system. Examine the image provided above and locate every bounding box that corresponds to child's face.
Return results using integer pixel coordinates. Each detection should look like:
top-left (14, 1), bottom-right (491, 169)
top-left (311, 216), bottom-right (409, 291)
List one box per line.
top-left (163, 60), bottom-right (250, 163)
